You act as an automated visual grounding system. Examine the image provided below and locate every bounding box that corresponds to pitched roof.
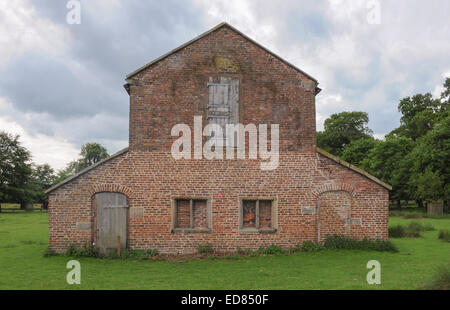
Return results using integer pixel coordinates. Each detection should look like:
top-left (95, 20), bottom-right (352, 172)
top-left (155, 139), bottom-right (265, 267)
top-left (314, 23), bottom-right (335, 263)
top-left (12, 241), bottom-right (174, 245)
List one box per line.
top-left (45, 147), bottom-right (129, 194)
top-left (317, 147), bottom-right (392, 190)
top-left (125, 22), bottom-right (319, 88)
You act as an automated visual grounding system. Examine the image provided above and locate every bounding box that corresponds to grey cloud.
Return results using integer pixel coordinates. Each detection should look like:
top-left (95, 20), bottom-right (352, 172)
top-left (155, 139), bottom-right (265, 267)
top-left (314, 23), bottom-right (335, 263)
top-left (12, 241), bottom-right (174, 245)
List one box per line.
top-left (0, 52), bottom-right (125, 118)
top-left (0, 0), bottom-right (205, 156)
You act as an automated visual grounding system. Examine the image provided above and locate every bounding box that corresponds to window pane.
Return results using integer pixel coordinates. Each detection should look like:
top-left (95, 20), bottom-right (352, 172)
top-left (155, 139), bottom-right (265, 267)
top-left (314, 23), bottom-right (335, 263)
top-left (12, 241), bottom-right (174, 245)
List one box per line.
top-left (176, 199), bottom-right (190, 228)
top-left (243, 200), bottom-right (256, 228)
top-left (193, 200), bottom-right (207, 228)
top-left (259, 200), bottom-right (272, 228)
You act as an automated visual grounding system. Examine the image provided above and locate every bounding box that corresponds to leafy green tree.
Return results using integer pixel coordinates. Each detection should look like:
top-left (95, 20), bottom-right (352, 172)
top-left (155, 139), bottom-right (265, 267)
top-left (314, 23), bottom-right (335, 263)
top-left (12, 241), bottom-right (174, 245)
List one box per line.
top-left (76, 142), bottom-right (109, 171)
top-left (439, 77), bottom-right (450, 105)
top-left (388, 92), bottom-right (447, 141)
top-left (0, 131), bottom-right (33, 209)
top-left (32, 164), bottom-right (56, 189)
top-left (381, 78), bottom-right (450, 207)
top-left (53, 142), bottom-right (109, 185)
top-left (409, 114), bottom-right (450, 207)
top-left (340, 137), bottom-right (380, 167)
top-left (53, 161), bottom-right (78, 185)
top-left (363, 136), bottom-right (415, 207)
top-left (317, 111), bottom-right (373, 156)
top-left (29, 164), bottom-right (56, 208)
top-left (413, 169), bottom-right (443, 203)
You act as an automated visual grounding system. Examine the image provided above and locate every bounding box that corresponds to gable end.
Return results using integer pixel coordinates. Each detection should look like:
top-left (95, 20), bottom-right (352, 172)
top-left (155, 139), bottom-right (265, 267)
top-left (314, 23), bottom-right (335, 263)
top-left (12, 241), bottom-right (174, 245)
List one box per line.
top-left (124, 22), bottom-right (319, 94)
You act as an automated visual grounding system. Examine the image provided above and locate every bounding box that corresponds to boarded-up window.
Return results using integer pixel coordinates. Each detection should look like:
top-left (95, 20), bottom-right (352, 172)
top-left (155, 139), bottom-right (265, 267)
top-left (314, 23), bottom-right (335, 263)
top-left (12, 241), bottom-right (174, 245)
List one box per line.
top-left (207, 77), bottom-right (239, 146)
top-left (259, 200), bottom-right (272, 228)
top-left (175, 199), bottom-right (209, 229)
top-left (193, 200), bottom-right (207, 228)
top-left (176, 199), bottom-right (190, 228)
top-left (243, 200), bottom-right (257, 228)
top-left (241, 200), bottom-right (274, 230)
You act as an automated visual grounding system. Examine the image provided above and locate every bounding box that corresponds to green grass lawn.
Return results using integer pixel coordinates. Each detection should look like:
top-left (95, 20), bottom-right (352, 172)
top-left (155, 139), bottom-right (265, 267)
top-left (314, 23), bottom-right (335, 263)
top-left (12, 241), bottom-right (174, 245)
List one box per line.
top-left (0, 212), bottom-right (448, 289)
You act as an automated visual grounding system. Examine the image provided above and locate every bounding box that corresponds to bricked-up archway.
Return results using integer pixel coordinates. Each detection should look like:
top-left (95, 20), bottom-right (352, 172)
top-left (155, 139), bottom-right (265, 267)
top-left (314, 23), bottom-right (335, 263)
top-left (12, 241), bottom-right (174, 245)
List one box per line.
top-left (317, 190), bottom-right (352, 242)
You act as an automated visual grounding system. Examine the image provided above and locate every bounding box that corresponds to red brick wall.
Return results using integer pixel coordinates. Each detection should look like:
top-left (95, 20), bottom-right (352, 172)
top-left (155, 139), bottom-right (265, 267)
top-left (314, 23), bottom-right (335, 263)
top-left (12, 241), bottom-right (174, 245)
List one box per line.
top-left (48, 151), bottom-right (389, 254)
top-left (47, 25), bottom-right (389, 254)
top-left (128, 26), bottom-right (317, 153)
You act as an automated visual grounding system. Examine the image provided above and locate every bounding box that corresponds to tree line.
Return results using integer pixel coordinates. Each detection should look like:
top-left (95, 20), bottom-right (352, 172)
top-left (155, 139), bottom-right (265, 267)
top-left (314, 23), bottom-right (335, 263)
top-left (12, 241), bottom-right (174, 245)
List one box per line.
top-left (0, 138), bottom-right (108, 210)
top-left (318, 78), bottom-right (450, 210)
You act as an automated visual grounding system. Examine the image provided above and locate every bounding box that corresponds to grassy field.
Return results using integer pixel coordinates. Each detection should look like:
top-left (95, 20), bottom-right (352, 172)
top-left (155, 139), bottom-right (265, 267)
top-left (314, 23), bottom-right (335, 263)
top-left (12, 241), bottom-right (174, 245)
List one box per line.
top-left (0, 211), bottom-right (448, 289)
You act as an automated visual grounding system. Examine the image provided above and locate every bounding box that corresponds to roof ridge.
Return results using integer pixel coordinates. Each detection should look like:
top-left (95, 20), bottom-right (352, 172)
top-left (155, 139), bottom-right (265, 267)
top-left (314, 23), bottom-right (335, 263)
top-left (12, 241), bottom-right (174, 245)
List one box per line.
top-left (125, 22), bottom-right (318, 84)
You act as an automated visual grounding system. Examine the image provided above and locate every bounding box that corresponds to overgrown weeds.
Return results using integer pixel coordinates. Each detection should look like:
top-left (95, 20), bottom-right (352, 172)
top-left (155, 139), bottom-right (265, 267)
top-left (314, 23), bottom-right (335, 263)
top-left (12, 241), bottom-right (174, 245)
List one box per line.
top-left (323, 235), bottom-right (398, 252)
top-left (388, 222), bottom-right (435, 238)
top-left (438, 230), bottom-right (450, 242)
top-left (66, 244), bottom-right (102, 258)
top-left (197, 243), bottom-right (214, 255)
top-left (47, 244), bottom-right (159, 259)
top-left (47, 235), bottom-right (398, 261)
top-left (42, 248), bottom-right (58, 257)
top-left (257, 245), bottom-right (286, 255)
top-left (423, 265), bottom-right (450, 290)
top-left (301, 241), bottom-right (325, 252)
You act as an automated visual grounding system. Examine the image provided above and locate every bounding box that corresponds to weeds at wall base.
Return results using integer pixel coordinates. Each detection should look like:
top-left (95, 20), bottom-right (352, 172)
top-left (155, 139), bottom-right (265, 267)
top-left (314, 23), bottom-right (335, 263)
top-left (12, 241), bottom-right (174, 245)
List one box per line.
top-left (44, 235), bottom-right (397, 262)
top-left (423, 265), bottom-right (450, 290)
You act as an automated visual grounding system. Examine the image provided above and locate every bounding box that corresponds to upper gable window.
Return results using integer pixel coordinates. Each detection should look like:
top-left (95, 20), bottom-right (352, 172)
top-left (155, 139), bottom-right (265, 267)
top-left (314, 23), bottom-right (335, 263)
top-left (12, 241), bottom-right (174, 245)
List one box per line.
top-left (206, 77), bottom-right (239, 147)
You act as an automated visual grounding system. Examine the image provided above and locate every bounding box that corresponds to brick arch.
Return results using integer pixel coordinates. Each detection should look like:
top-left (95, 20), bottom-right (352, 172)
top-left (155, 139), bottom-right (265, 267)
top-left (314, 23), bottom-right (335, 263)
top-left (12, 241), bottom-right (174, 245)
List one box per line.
top-left (312, 181), bottom-right (356, 198)
top-left (88, 184), bottom-right (133, 198)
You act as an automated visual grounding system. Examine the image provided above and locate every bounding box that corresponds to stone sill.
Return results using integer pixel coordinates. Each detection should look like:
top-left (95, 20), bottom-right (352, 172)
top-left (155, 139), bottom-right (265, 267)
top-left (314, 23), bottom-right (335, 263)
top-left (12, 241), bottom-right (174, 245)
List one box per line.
top-left (171, 228), bottom-right (212, 234)
top-left (239, 228), bottom-right (277, 234)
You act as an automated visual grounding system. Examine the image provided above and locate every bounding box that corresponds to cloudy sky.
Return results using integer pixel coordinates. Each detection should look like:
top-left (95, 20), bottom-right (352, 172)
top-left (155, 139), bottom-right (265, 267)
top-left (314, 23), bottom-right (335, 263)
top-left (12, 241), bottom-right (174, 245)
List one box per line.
top-left (0, 0), bottom-right (449, 170)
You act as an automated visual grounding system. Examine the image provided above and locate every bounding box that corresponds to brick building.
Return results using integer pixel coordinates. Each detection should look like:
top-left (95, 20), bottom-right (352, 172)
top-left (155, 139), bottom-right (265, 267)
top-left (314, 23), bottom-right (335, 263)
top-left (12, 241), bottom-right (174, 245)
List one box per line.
top-left (46, 23), bottom-right (391, 255)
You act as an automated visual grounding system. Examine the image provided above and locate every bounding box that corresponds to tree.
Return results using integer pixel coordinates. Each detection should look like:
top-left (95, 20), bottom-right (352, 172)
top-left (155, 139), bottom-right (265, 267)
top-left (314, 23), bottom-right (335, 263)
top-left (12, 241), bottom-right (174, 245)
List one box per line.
top-left (340, 137), bottom-right (380, 167)
top-left (388, 93), bottom-right (447, 141)
top-left (53, 161), bottom-right (78, 185)
top-left (440, 77), bottom-right (450, 105)
top-left (409, 114), bottom-right (450, 207)
top-left (0, 131), bottom-right (33, 209)
top-left (76, 142), bottom-right (109, 171)
top-left (363, 136), bottom-right (415, 207)
top-left (29, 164), bottom-right (56, 208)
top-left (317, 111), bottom-right (373, 156)
top-left (53, 142), bottom-right (109, 185)
top-left (32, 164), bottom-right (56, 189)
